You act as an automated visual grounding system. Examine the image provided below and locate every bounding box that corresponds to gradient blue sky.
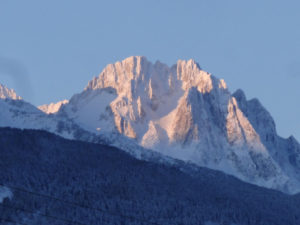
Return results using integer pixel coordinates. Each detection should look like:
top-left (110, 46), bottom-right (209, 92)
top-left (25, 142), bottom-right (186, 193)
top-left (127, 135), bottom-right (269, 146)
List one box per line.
top-left (0, 0), bottom-right (299, 140)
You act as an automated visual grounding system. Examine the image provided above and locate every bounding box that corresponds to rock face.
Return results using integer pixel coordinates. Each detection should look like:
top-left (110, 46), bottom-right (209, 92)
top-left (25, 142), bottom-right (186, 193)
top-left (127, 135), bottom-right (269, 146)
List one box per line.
top-left (57, 56), bottom-right (300, 193)
top-left (1, 56), bottom-right (300, 193)
top-left (0, 83), bottom-right (21, 100)
top-left (38, 100), bottom-right (69, 114)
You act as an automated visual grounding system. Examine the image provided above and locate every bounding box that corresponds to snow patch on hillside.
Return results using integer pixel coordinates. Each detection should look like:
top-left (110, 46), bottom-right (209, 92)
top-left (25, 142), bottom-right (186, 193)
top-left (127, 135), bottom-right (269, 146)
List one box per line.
top-left (0, 186), bottom-right (13, 203)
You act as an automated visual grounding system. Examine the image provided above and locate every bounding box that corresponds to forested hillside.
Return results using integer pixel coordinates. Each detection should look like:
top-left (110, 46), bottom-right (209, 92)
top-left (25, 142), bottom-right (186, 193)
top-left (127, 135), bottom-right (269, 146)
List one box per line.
top-left (0, 128), bottom-right (299, 225)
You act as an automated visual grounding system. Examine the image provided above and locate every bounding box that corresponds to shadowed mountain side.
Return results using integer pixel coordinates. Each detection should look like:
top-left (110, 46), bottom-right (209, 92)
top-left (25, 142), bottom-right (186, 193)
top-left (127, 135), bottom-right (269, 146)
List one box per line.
top-left (0, 128), bottom-right (299, 225)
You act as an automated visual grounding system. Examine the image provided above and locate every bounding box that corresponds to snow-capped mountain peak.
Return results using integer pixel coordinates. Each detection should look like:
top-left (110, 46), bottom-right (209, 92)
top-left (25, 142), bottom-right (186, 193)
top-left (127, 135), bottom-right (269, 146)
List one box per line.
top-left (1, 56), bottom-right (300, 194)
top-left (0, 83), bottom-right (22, 100)
top-left (59, 56), bottom-right (300, 193)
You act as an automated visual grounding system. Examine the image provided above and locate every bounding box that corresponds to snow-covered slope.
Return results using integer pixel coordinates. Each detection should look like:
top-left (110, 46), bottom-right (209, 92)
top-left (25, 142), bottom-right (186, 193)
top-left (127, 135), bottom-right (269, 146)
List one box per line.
top-left (0, 97), bottom-right (74, 139)
top-left (0, 83), bottom-right (21, 100)
top-left (0, 86), bottom-right (148, 160)
top-left (38, 99), bottom-right (69, 114)
top-left (58, 56), bottom-right (300, 193)
top-left (0, 85), bottom-right (56, 133)
top-left (0, 87), bottom-right (92, 141)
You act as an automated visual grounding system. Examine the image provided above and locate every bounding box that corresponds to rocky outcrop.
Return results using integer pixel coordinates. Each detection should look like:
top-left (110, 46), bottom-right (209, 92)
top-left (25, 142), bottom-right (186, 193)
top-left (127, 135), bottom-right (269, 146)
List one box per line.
top-left (0, 83), bottom-right (21, 100)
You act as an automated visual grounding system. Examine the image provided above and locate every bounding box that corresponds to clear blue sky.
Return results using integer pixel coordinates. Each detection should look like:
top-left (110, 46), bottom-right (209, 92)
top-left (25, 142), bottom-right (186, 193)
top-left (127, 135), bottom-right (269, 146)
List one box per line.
top-left (0, 0), bottom-right (299, 140)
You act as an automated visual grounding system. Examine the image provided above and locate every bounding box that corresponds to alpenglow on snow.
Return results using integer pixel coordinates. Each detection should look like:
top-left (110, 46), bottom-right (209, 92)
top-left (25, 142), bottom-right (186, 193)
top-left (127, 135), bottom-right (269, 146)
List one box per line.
top-left (1, 56), bottom-right (300, 194)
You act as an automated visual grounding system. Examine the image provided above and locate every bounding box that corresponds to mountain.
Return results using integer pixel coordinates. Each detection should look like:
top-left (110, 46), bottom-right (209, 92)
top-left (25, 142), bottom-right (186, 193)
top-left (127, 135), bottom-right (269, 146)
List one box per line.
top-left (0, 83), bottom-right (21, 100)
top-left (0, 87), bottom-right (99, 143)
top-left (38, 99), bottom-right (69, 114)
top-left (0, 56), bottom-right (299, 194)
top-left (57, 56), bottom-right (300, 193)
top-left (1, 127), bottom-right (300, 225)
